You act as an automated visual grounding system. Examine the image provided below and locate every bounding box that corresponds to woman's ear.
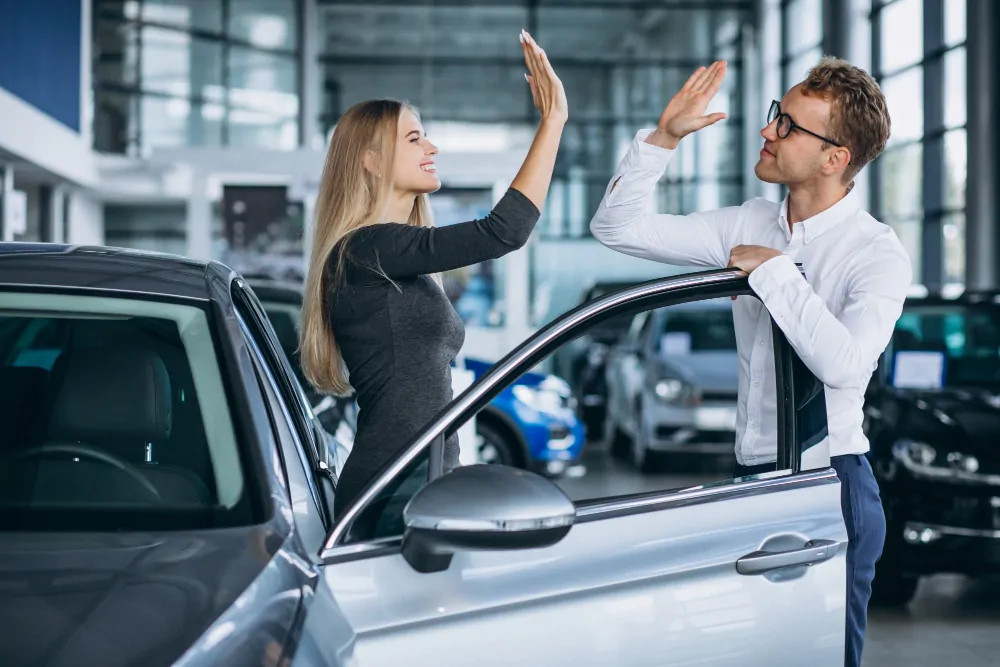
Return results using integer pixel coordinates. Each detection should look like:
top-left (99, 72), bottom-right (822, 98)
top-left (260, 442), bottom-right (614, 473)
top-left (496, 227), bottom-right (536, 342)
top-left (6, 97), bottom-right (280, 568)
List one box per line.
top-left (362, 149), bottom-right (380, 178)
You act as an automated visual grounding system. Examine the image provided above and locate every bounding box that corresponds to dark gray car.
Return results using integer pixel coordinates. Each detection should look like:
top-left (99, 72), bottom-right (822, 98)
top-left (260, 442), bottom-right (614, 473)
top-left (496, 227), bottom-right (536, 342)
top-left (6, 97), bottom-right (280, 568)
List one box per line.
top-left (0, 244), bottom-right (848, 667)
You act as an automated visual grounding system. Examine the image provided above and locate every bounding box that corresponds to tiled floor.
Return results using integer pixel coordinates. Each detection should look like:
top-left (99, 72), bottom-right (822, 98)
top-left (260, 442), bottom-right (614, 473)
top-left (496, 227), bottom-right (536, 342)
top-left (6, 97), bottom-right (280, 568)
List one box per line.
top-left (555, 450), bottom-right (1000, 666)
top-left (865, 575), bottom-right (1000, 666)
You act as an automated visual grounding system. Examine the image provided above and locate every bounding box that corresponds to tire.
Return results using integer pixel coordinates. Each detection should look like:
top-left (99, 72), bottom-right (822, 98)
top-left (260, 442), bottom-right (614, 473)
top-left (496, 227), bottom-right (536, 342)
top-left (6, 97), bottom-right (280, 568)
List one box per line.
top-left (476, 422), bottom-right (517, 467)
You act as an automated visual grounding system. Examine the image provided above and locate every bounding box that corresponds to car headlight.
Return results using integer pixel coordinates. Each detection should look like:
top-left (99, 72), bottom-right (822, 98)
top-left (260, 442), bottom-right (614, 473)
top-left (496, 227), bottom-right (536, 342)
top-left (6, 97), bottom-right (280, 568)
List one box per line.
top-left (653, 377), bottom-right (697, 404)
top-left (655, 379), bottom-right (685, 402)
top-left (513, 384), bottom-right (566, 415)
top-left (892, 438), bottom-right (983, 478)
top-left (895, 439), bottom-right (937, 467)
top-left (947, 451), bottom-right (980, 473)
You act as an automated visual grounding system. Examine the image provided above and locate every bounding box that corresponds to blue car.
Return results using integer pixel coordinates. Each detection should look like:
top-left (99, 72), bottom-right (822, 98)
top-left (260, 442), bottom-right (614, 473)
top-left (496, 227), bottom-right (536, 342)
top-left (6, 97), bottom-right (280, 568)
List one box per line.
top-left (463, 357), bottom-right (587, 476)
top-left (247, 278), bottom-right (586, 478)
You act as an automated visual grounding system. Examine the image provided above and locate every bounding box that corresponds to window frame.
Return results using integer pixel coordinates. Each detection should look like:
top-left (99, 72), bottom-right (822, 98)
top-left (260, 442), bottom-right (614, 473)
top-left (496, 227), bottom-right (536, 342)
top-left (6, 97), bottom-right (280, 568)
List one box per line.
top-left (231, 280), bottom-right (330, 525)
top-left (236, 308), bottom-right (331, 545)
top-left (92, 0), bottom-right (304, 154)
top-left (320, 269), bottom-right (828, 561)
top-left (871, 0), bottom-right (968, 289)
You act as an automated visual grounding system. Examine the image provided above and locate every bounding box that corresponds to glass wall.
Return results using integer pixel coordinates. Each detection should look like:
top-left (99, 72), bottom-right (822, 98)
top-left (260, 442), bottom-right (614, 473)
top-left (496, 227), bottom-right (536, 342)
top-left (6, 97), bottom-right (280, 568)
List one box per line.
top-left (871, 0), bottom-right (967, 287)
top-left (318, 2), bottom-right (755, 329)
top-left (782, 0), bottom-right (824, 89)
top-left (93, 0), bottom-right (301, 156)
top-left (319, 4), bottom-right (752, 241)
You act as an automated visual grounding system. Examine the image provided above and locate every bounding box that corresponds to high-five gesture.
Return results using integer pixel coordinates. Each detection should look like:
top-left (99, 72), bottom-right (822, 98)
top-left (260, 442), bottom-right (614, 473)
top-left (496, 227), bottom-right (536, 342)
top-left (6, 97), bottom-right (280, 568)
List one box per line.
top-left (647, 60), bottom-right (728, 150)
top-left (520, 30), bottom-right (569, 125)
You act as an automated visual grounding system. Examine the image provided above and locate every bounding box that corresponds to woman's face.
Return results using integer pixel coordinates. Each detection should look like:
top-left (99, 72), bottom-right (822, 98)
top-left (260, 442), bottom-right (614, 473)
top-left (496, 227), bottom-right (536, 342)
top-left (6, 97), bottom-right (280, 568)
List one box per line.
top-left (391, 109), bottom-right (440, 195)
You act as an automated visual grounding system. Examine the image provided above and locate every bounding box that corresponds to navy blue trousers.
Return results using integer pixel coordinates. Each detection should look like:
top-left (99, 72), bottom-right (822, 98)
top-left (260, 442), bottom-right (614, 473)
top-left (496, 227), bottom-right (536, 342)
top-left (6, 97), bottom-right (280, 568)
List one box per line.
top-left (734, 454), bottom-right (886, 667)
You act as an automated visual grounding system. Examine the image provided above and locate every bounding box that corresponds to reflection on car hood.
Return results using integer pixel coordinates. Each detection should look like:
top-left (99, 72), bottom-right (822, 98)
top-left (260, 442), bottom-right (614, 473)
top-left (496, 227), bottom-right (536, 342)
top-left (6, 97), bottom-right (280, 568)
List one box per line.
top-left (658, 352), bottom-right (739, 393)
top-left (0, 526), bottom-right (284, 667)
top-left (897, 388), bottom-right (1000, 459)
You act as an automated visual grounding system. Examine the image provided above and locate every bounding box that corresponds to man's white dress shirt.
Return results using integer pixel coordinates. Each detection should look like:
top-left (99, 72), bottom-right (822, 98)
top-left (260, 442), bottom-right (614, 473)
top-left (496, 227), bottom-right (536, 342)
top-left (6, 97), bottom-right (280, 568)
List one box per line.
top-left (590, 129), bottom-right (914, 465)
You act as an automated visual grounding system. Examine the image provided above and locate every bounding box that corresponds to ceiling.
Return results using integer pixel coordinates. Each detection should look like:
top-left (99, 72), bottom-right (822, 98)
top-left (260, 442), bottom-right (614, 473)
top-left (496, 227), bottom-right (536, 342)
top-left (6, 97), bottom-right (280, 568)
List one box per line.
top-left (316, 0), bottom-right (752, 123)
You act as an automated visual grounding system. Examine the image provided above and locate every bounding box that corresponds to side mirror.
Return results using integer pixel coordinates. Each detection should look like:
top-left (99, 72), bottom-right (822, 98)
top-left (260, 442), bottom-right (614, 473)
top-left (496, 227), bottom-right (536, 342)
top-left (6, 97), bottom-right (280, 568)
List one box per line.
top-left (400, 464), bottom-right (575, 574)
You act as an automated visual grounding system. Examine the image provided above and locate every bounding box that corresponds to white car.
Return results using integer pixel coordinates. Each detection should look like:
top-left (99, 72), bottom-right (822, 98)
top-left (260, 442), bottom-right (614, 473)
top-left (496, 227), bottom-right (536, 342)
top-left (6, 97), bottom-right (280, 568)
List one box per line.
top-left (605, 298), bottom-right (740, 470)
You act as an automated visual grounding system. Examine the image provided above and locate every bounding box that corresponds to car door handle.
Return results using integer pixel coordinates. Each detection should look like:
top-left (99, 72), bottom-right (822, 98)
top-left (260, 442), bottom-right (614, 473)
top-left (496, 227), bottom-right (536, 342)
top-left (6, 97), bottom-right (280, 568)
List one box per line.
top-left (736, 539), bottom-right (839, 576)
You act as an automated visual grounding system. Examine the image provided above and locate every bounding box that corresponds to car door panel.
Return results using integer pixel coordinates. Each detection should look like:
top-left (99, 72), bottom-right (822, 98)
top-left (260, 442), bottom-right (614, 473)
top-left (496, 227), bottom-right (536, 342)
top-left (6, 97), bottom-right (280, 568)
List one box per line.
top-left (315, 269), bottom-right (845, 667)
top-left (323, 469), bottom-right (845, 667)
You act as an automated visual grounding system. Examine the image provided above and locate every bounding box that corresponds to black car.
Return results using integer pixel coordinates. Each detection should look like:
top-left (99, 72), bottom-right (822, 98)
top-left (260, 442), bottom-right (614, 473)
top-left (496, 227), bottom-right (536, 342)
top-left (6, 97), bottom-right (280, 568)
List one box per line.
top-left (864, 291), bottom-right (1000, 605)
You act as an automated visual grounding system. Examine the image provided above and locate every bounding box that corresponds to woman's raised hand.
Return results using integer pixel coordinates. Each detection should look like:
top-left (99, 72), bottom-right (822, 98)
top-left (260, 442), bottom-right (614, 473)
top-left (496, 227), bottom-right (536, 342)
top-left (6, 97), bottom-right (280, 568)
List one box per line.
top-left (520, 30), bottom-right (568, 125)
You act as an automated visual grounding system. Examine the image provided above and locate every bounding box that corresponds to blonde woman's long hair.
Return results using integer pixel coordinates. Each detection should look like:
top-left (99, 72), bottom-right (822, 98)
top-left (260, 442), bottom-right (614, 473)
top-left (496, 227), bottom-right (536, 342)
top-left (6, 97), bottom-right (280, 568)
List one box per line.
top-left (300, 99), bottom-right (435, 397)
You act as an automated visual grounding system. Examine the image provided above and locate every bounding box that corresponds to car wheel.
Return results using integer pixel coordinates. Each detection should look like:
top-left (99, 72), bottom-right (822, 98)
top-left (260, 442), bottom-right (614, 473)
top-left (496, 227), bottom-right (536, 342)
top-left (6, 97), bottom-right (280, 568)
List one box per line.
top-left (476, 422), bottom-right (517, 467)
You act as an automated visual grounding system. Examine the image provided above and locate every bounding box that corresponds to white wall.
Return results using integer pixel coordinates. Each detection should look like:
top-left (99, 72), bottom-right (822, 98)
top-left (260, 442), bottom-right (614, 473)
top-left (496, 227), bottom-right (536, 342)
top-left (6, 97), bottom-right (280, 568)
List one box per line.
top-left (0, 88), bottom-right (97, 188)
top-left (66, 190), bottom-right (104, 245)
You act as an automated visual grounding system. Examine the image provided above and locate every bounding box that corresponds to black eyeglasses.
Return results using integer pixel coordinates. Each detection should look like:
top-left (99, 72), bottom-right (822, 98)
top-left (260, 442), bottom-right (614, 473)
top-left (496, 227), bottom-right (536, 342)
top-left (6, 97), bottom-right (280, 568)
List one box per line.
top-left (767, 100), bottom-right (843, 147)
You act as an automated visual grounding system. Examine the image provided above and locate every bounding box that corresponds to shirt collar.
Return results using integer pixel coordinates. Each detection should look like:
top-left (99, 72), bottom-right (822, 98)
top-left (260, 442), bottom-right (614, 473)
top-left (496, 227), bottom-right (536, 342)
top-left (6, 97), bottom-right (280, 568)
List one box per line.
top-left (777, 187), bottom-right (861, 243)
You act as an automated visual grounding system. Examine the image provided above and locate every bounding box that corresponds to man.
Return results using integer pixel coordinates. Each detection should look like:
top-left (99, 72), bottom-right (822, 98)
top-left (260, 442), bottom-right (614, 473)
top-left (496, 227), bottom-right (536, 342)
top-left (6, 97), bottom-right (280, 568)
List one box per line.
top-left (589, 57), bottom-right (911, 667)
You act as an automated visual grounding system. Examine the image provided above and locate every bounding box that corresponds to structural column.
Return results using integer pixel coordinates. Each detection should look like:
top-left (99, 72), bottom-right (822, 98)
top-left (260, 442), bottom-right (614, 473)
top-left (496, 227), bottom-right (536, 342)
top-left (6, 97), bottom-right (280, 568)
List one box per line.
top-left (186, 169), bottom-right (214, 260)
top-left (822, 0), bottom-right (853, 60)
top-left (0, 165), bottom-right (9, 241)
top-left (965, 0), bottom-right (1000, 290)
top-left (300, 0), bottom-right (323, 149)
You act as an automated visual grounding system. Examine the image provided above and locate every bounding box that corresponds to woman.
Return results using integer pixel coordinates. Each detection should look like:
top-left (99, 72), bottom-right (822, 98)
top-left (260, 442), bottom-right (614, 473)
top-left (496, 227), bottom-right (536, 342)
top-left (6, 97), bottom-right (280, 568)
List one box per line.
top-left (300, 30), bottom-right (568, 522)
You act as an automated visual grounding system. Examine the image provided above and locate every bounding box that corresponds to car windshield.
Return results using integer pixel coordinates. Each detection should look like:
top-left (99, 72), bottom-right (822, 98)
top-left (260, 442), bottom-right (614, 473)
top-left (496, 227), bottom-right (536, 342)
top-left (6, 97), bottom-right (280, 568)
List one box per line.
top-left (890, 302), bottom-right (1000, 390)
top-left (0, 290), bottom-right (256, 530)
top-left (659, 308), bottom-right (737, 354)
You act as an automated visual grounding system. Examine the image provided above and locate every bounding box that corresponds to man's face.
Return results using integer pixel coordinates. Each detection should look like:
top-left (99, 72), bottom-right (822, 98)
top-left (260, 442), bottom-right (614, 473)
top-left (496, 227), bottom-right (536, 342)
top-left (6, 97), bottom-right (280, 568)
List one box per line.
top-left (754, 84), bottom-right (843, 187)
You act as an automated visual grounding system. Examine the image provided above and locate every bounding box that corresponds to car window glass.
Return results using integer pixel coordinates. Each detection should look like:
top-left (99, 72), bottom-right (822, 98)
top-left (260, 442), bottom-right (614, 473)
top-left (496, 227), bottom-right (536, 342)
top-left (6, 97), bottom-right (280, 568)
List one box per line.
top-left (890, 304), bottom-right (1000, 388)
top-left (254, 294), bottom-right (357, 469)
top-left (233, 286), bottom-right (322, 467)
top-left (0, 290), bottom-right (257, 531)
top-left (345, 449), bottom-right (429, 543)
top-left (340, 293), bottom-right (801, 545)
top-left (627, 312), bottom-right (648, 343)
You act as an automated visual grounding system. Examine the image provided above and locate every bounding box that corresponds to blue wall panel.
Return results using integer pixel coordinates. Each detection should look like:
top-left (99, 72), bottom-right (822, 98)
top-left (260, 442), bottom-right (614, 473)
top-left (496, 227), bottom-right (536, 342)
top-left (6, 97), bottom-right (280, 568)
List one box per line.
top-left (0, 0), bottom-right (82, 132)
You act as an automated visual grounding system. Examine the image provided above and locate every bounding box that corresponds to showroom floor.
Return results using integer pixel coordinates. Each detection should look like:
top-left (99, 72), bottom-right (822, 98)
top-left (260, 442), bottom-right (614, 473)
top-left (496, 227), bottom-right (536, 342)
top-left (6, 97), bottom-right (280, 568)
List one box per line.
top-left (555, 450), bottom-right (1000, 667)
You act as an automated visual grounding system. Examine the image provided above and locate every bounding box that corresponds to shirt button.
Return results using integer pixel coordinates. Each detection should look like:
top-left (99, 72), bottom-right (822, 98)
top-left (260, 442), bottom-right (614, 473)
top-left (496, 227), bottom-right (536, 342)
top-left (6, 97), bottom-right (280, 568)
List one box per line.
top-left (753, 381), bottom-right (760, 388)
top-left (750, 422), bottom-right (757, 430)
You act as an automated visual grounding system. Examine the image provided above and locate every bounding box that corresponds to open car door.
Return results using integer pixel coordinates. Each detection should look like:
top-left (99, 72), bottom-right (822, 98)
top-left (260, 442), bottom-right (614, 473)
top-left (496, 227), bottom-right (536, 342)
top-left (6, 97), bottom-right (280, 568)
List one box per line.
top-left (304, 268), bottom-right (846, 667)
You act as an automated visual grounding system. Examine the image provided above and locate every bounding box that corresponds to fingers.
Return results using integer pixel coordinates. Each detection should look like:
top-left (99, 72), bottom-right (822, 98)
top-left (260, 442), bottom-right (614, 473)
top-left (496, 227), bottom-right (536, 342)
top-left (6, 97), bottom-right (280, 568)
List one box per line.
top-left (521, 30), bottom-right (564, 117)
top-left (680, 66), bottom-right (707, 93)
top-left (525, 74), bottom-right (540, 108)
top-left (695, 112), bottom-right (728, 130)
top-left (520, 30), bottom-right (540, 80)
top-left (692, 61), bottom-right (723, 94)
top-left (705, 61), bottom-right (728, 96)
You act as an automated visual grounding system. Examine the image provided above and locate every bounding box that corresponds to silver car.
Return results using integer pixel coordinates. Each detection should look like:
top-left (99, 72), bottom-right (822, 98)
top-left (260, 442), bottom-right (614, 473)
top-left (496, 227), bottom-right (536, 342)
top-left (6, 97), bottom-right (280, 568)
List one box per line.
top-left (605, 298), bottom-right (739, 470)
top-left (0, 244), bottom-right (847, 667)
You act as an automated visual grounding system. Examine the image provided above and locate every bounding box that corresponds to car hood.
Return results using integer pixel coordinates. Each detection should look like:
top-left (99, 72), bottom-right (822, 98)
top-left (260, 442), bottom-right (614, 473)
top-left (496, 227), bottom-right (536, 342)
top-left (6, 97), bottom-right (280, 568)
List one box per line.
top-left (896, 388), bottom-right (1000, 460)
top-left (657, 352), bottom-right (739, 394)
top-left (0, 525), bottom-right (285, 667)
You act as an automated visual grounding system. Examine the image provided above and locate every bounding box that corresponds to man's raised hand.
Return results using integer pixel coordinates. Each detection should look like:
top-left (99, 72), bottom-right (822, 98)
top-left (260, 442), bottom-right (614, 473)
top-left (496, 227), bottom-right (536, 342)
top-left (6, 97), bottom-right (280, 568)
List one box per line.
top-left (645, 61), bottom-right (728, 150)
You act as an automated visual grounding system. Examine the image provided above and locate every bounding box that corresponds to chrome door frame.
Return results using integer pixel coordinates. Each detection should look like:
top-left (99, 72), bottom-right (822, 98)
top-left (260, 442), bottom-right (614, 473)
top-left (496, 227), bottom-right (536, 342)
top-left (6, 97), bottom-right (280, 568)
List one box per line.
top-left (320, 267), bottom-right (819, 560)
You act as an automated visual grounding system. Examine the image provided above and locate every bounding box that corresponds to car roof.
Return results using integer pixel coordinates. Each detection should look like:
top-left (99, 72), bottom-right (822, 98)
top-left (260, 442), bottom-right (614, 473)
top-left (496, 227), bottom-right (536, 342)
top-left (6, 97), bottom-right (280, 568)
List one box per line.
top-left (0, 242), bottom-right (230, 301)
